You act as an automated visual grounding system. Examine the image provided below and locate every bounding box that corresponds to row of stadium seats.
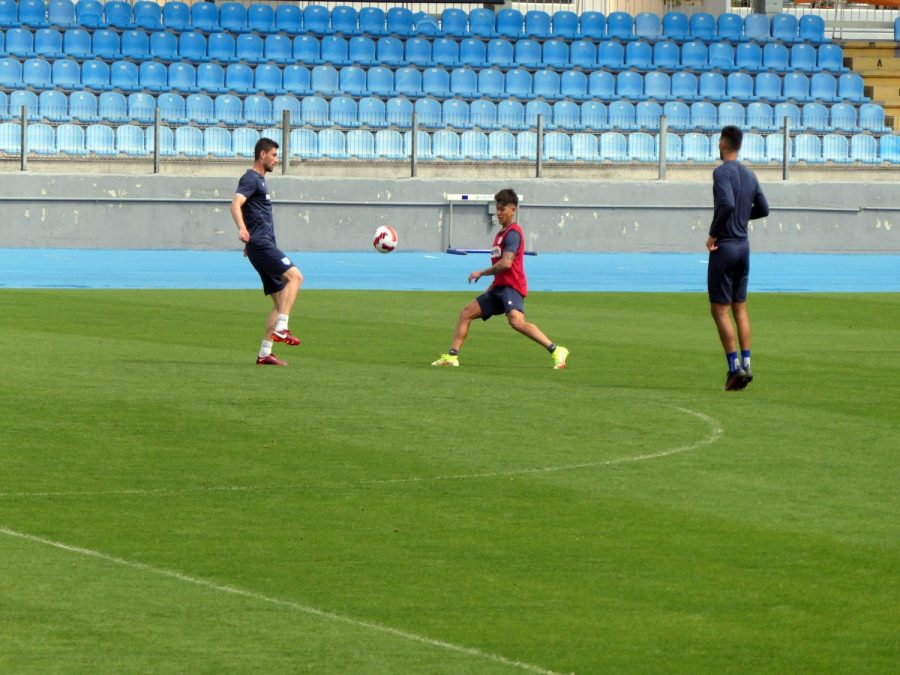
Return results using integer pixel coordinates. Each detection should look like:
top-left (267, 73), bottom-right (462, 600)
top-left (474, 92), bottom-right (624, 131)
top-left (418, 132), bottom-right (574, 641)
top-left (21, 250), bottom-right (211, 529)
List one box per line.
top-left (0, 2), bottom-right (830, 45)
top-left (2, 122), bottom-right (896, 164)
top-left (6, 89), bottom-right (890, 135)
top-left (0, 28), bottom-right (848, 75)
top-left (0, 57), bottom-right (870, 105)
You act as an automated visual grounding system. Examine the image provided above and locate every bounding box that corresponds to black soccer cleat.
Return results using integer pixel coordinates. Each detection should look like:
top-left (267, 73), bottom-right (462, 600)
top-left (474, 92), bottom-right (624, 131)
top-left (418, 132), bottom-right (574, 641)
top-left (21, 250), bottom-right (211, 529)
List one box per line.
top-left (735, 366), bottom-right (753, 390)
top-left (724, 368), bottom-right (748, 391)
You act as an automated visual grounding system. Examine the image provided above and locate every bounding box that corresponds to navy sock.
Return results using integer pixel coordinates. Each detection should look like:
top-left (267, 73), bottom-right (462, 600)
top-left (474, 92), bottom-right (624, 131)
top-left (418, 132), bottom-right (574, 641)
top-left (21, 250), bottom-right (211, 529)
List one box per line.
top-left (547, 343), bottom-right (557, 354)
top-left (741, 350), bottom-right (751, 369)
top-left (727, 352), bottom-right (740, 373)
top-left (448, 348), bottom-right (459, 356)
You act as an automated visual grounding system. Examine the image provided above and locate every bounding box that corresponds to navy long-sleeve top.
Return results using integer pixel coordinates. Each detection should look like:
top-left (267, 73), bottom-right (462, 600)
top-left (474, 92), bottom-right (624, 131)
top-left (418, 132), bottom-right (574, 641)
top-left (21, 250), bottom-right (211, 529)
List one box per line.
top-left (709, 160), bottom-right (770, 242)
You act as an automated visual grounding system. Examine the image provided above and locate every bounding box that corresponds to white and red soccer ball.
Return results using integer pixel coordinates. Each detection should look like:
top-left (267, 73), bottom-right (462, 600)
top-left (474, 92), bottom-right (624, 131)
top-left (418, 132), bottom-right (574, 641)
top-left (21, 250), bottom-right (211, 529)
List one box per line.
top-left (373, 225), bottom-right (398, 253)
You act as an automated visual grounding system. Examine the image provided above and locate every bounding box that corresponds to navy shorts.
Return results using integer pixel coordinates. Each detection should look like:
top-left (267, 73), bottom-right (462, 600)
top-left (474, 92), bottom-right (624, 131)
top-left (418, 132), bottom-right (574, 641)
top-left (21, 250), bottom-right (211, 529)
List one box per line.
top-left (246, 245), bottom-right (294, 296)
top-left (476, 285), bottom-right (526, 321)
top-left (708, 239), bottom-right (750, 305)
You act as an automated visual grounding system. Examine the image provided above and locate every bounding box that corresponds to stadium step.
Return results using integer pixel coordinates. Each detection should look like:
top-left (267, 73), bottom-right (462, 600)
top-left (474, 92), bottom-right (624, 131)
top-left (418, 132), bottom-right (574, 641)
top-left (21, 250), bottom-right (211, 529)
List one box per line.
top-left (842, 41), bottom-right (900, 130)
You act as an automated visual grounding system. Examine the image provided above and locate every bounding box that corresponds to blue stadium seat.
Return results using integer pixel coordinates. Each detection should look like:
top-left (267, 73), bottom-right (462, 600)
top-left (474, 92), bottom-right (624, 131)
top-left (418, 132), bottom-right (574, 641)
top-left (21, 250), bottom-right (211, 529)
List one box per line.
top-left (441, 98), bottom-right (472, 129)
top-left (670, 71), bottom-right (698, 101)
top-left (698, 71), bottom-right (726, 101)
top-left (85, 123), bottom-right (115, 154)
top-left (727, 71), bottom-right (755, 102)
top-left (0, 121), bottom-right (21, 153)
top-left (196, 62), bottom-right (226, 93)
top-left (578, 11), bottom-right (605, 40)
top-left (560, 70), bottom-right (589, 101)
top-left (375, 128), bottom-right (405, 159)
top-left (190, 2), bottom-right (218, 33)
top-left (773, 102), bottom-right (801, 130)
top-left (225, 62), bottom-right (255, 95)
top-left (572, 132), bottom-right (599, 161)
top-left (608, 100), bottom-right (637, 130)
top-left (63, 28), bottom-right (91, 58)
top-left (405, 36), bottom-right (433, 67)
top-left (457, 129), bottom-right (488, 160)
top-left (794, 133), bottom-right (822, 163)
top-left (755, 71), bottom-right (783, 102)
top-left (394, 66), bottom-right (423, 98)
top-left (219, 2), bottom-right (247, 33)
top-left (880, 134), bottom-right (900, 163)
top-left (359, 7), bottom-right (386, 37)
top-left (34, 27), bottom-right (64, 58)
top-left (644, 71), bottom-right (670, 101)
top-left (254, 63), bottom-right (284, 95)
top-left (829, 102), bottom-right (858, 133)
top-left (525, 99), bottom-right (552, 128)
top-left (346, 128), bottom-right (376, 159)
top-left (600, 132), bottom-right (627, 161)
top-left (533, 69), bottom-right (561, 100)
top-left (22, 57), bottom-right (52, 90)
top-left (772, 14), bottom-right (799, 43)
top-left (860, 103), bottom-right (890, 133)
top-left (658, 132), bottom-right (682, 161)
top-left (247, 4), bottom-right (275, 34)
top-left (202, 126), bottom-right (233, 157)
top-left (339, 64), bottom-right (367, 96)
top-left (800, 15), bottom-right (826, 44)
top-left (168, 61), bottom-right (198, 93)
top-left (497, 8), bottom-right (524, 39)
top-left (763, 42), bottom-right (789, 73)
top-left (321, 35), bottom-right (350, 66)
top-left (303, 4), bottom-right (330, 35)
top-left (149, 30), bottom-right (177, 62)
top-left (717, 13), bottom-right (743, 43)
top-left (6, 28), bottom-right (35, 58)
top-left (263, 34), bottom-right (292, 65)
top-left (682, 132), bottom-right (712, 161)
top-left (126, 91), bottom-right (155, 123)
top-left (635, 100), bottom-right (662, 129)
top-left (689, 12), bottom-right (716, 41)
top-left (206, 32), bottom-right (235, 62)
top-left (743, 13), bottom-right (770, 42)
top-left (505, 67), bottom-right (534, 100)
top-left (214, 93), bottom-right (242, 124)
top-left (459, 38), bottom-right (487, 68)
top-left (581, 100), bottom-right (608, 131)
top-left (0, 0), bottom-right (19, 28)
top-left (272, 93), bottom-right (301, 125)
top-left (588, 70), bottom-right (615, 101)
top-left (738, 132), bottom-right (766, 162)
top-left (427, 37), bottom-right (458, 68)
top-left (432, 128), bottom-right (462, 159)
top-left (56, 122), bottom-right (86, 154)
top-left (718, 100), bottom-right (745, 127)
top-left (617, 70), bottom-right (645, 101)
top-left (49, 0), bottom-right (78, 28)
top-left (121, 29), bottom-right (150, 61)
top-left (478, 67), bottom-right (505, 99)
top-left (635, 12), bottom-right (661, 41)
top-left (186, 92), bottom-right (215, 124)
top-left (790, 44), bottom-right (817, 73)
top-left (486, 38), bottom-right (514, 69)
top-left (281, 65), bottom-right (311, 96)
top-left (653, 40), bottom-right (680, 71)
top-left (513, 38), bottom-right (541, 69)
top-left (39, 89), bottom-right (68, 121)
top-left (133, 1), bottom-right (162, 31)
top-left (838, 73), bottom-right (868, 103)
top-left (367, 65), bottom-right (394, 97)
top-left (516, 130), bottom-right (537, 160)
top-left (385, 96), bottom-right (413, 127)
top-left (117, 123), bottom-right (148, 155)
top-left (88, 29), bottom-right (118, 60)
top-left (488, 130), bottom-right (515, 160)
top-left (497, 99), bottom-right (526, 129)
top-left (822, 133), bottom-right (850, 163)
top-left (628, 131), bottom-right (656, 162)
top-left (746, 101), bottom-right (775, 131)
top-left (690, 101), bottom-right (717, 131)
top-left (331, 5), bottom-right (358, 36)
top-left (309, 64), bottom-right (338, 96)
top-left (542, 39), bottom-right (569, 69)
top-left (783, 72), bottom-right (810, 102)
top-left (817, 44), bottom-right (846, 73)
top-left (414, 96), bottom-right (442, 128)
top-left (422, 66), bottom-right (450, 97)
top-left (468, 8), bottom-right (496, 39)
top-left (319, 128), bottom-right (349, 159)
top-left (163, 1), bottom-right (191, 32)
top-left (552, 99), bottom-right (581, 129)
top-left (548, 10), bottom-right (576, 39)
top-left (274, 4), bottom-right (301, 34)
top-left (597, 41), bottom-right (625, 71)
top-left (157, 91), bottom-right (186, 123)
top-left (348, 35), bottom-right (377, 66)
top-left (440, 8), bottom-right (468, 38)
top-left (243, 94), bottom-right (272, 125)
top-left (525, 10), bottom-right (551, 39)
top-left (707, 42), bottom-right (735, 71)
top-left (570, 39), bottom-right (596, 70)
top-left (850, 133), bottom-right (878, 163)
top-left (544, 131), bottom-right (573, 161)
top-left (356, 95), bottom-right (386, 127)
top-left (662, 100), bottom-right (690, 130)
top-left (470, 98), bottom-right (498, 129)
top-left (10, 90), bottom-right (39, 120)
top-left (26, 121), bottom-right (55, 154)
top-left (98, 90), bottom-right (128, 123)
top-left (287, 128), bottom-right (317, 159)
top-left (292, 34), bottom-right (321, 65)
top-left (810, 72), bottom-right (839, 103)
top-left (374, 35), bottom-right (402, 67)
top-left (766, 132), bottom-right (789, 162)
top-left (20, 0), bottom-right (50, 28)
top-left (607, 12), bottom-right (633, 41)
top-left (236, 33), bottom-right (265, 64)
top-left (625, 40), bottom-right (652, 69)
top-left (137, 60), bottom-right (166, 92)
top-left (735, 42), bottom-right (762, 72)
top-left (663, 12), bottom-right (689, 41)
top-left (104, 1), bottom-right (135, 31)
top-left (51, 57), bottom-right (80, 90)
top-left (69, 90), bottom-right (98, 121)
top-left (173, 124), bottom-right (203, 157)
top-left (386, 6), bottom-right (414, 37)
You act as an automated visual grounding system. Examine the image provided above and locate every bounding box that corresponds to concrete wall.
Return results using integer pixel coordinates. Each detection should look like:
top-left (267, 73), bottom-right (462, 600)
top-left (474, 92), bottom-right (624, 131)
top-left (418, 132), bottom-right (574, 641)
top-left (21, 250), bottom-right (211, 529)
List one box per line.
top-left (1, 173), bottom-right (898, 253)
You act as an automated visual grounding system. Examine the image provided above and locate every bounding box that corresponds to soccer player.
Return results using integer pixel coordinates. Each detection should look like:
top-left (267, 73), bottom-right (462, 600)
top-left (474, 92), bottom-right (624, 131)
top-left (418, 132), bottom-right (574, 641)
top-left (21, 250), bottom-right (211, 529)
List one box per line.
top-left (707, 126), bottom-right (769, 391)
top-left (230, 138), bottom-right (303, 367)
top-left (431, 189), bottom-right (569, 369)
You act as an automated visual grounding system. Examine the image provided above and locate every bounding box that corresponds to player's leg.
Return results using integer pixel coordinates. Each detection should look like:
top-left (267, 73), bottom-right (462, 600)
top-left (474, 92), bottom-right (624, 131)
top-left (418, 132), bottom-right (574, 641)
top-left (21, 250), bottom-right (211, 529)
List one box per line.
top-left (502, 285), bottom-right (569, 369)
top-left (271, 266), bottom-right (303, 346)
top-left (708, 246), bottom-right (746, 390)
top-left (732, 301), bottom-right (752, 388)
top-left (257, 295), bottom-right (287, 366)
top-left (432, 300), bottom-right (482, 366)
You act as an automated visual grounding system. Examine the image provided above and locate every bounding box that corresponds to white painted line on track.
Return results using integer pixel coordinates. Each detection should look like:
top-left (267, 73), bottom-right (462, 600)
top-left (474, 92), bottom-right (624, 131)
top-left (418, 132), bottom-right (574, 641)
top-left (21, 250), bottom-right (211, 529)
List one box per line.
top-left (0, 526), bottom-right (561, 675)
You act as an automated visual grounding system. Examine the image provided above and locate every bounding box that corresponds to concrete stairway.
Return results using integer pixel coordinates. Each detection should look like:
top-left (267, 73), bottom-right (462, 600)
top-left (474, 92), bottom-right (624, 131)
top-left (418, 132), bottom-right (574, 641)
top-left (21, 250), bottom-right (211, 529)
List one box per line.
top-left (842, 40), bottom-right (900, 131)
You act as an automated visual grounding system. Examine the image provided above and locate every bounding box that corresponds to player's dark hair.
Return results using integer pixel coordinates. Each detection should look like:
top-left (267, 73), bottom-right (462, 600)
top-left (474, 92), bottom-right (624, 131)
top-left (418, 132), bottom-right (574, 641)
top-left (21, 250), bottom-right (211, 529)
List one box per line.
top-left (720, 126), bottom-right (743, 152)
top-left (254, 137), bottom-right (279, 161)
top-left (494, 188), bottom-right (518, 207)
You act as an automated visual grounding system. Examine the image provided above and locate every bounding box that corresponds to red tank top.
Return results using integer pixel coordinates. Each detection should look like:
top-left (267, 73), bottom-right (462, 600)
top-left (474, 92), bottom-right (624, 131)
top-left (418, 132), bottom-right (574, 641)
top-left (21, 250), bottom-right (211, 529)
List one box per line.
top-left (491, 223), bottom-right (527, 297)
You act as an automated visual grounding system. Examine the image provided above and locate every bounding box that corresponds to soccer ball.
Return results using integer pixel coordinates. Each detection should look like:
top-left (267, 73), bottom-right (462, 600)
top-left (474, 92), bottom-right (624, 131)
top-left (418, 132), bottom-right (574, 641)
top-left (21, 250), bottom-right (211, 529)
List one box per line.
top-left (373, 225), bottom-right (398, 253)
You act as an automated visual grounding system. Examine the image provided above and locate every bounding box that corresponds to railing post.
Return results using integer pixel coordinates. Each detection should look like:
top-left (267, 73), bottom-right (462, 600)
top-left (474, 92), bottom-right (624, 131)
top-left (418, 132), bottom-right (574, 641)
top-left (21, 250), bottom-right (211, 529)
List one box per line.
top-left (281, 109), bottom-right (289, 175)
top-left (783, 116), bottom-right (790, 181)
top-left (536, 114), bottom-right (543, 178)
top-left (153, 107), bottom-right (161, 174)
top-left (658, 115), bottom-right (667, 180)
top-left (410, 111), bottom-right (418, 178)
top-left (20, 106), bottom-right (27, 172)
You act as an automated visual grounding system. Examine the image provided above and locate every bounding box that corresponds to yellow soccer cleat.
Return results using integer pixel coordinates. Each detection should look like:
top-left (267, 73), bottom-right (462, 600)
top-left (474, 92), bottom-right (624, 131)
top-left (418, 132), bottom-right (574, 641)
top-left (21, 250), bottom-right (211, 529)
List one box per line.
top-left (552, 346), bottom-right (569, 370)
top-left (431, 354), bottom-right (459, 367)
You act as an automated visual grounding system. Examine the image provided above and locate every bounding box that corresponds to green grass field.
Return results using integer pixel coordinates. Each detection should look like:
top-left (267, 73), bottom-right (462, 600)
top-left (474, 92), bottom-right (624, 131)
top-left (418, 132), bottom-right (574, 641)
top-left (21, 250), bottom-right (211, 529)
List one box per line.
top-left (0, 289), bottom-right (897, 674)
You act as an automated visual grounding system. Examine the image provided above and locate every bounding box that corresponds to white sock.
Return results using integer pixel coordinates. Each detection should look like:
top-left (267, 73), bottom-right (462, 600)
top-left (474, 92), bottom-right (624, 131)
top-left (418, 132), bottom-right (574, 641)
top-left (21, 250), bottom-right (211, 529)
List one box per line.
top-left (275, 314), bottom-right (289, 332)
top-left (259, 340), bottom-right (273, 358)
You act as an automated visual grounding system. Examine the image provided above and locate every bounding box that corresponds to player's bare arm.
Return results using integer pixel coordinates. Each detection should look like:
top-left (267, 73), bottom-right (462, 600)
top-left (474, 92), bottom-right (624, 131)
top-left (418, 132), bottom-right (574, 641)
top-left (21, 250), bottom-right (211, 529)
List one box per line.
top-left (469, 251), bottom-right (515, 284)
top-left (230, 194), bottom-right (251, 243)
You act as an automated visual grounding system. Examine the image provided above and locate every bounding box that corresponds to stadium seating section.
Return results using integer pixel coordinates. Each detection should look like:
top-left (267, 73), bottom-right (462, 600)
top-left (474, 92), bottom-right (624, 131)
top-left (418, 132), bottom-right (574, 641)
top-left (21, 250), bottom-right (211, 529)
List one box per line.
top-left (0, 2), bottom-right (896, 163)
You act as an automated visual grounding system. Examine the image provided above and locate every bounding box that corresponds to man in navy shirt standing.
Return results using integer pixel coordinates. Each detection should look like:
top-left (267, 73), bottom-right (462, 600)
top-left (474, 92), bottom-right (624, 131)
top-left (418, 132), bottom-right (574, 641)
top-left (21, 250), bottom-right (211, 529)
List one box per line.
top-left (231, 138), bottom-right (303, 366)
top-left (707, 126), bottom-right (769, 391)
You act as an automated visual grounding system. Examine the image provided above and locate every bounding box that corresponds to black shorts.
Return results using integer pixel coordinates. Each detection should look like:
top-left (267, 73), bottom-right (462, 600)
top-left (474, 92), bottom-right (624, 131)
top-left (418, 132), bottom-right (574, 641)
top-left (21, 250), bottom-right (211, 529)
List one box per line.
top-left (708, 239), bottom-right (750, 305)
top-left (246, 245), bottom-right (294, 296)
top-left (476, 285), bottom-right (526, 320)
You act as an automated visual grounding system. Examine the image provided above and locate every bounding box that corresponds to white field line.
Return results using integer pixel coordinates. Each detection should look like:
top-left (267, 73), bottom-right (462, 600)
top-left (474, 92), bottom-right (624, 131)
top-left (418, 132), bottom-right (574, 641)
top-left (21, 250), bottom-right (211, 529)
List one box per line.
top-left (0, 526), bottom-right (561, 675)
top-left (0, 406), bottom-right (722, 500)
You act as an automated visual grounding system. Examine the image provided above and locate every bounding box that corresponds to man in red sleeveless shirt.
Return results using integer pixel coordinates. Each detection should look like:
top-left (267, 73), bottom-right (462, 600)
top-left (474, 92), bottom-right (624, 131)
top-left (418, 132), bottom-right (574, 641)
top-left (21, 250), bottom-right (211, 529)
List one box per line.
top-left (432, 189), bottom-right (569, 369)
